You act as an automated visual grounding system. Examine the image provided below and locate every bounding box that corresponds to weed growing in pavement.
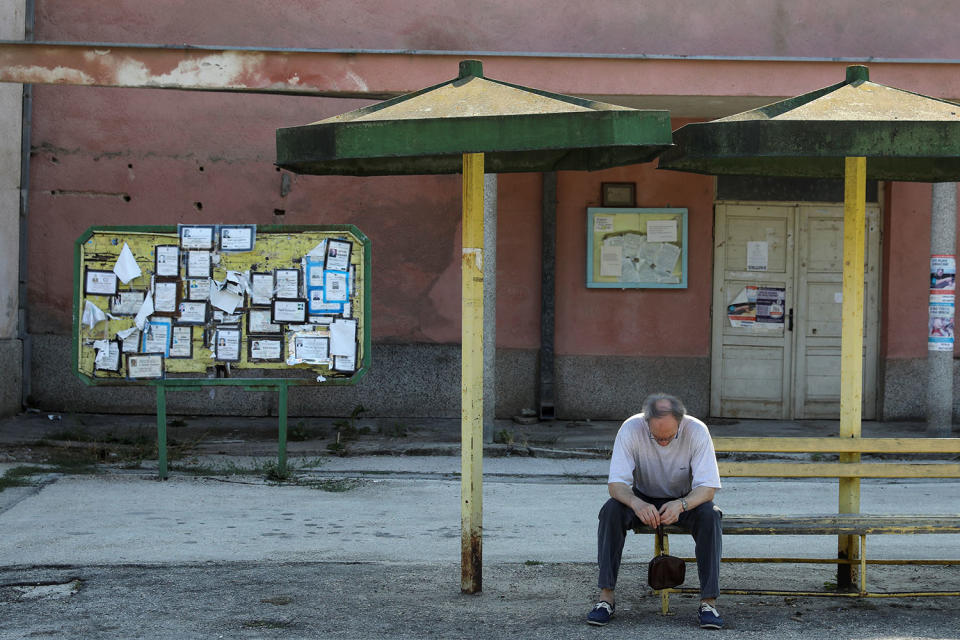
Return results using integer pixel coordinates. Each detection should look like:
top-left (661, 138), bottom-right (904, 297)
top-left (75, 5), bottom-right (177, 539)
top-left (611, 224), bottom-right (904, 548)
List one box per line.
top-left (171, 456), bottom-right (326, 479)
top-left (263, 460), bottom-right (294, 483)
top-left (524, 560), bottom-right (544, 566)
top-left (242, 619), bottom-right (291, 629)
top-left (299, 478), bottom-right (365, 492)
top-left (494, 429), bottom-right (515, 445)
top-left (326, 432), bottom-right (348, 455)
top-left (381, 422), bottom-right (411, 438)
top-left (0, 466), bottom-right (41, 492)
top-left (289, 421), bottom-right (310, 441)
top-left (332, 404), bottom-right (367, 440)
top-left (33, 427), bottom-right (201, 470)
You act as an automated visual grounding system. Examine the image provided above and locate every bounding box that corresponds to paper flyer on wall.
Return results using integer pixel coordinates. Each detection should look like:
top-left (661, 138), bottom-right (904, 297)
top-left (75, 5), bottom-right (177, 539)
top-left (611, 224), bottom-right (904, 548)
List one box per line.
top-left (930, 255), bottom-right (956, 291)
top-left (928, 293), bottom-right (955, 351)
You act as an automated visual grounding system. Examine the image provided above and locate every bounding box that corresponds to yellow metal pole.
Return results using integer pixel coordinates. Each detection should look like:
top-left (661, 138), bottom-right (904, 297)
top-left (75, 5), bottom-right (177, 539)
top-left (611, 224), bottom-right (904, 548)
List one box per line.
top-left (838, 156), bottom-right (866, 588)
top-left (461, 152), bottom-right (485, 594)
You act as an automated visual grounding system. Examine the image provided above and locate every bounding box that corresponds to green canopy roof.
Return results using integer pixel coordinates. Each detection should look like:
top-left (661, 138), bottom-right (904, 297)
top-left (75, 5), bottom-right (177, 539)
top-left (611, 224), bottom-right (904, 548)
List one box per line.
top-left (659, 66), bottom-right (960, 181)
top-left (276, 60), bottom-right (673, 176)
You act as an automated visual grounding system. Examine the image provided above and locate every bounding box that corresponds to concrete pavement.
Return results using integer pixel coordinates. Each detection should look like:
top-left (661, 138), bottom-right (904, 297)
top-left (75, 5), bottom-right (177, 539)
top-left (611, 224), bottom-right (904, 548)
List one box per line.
top-left (1, 412), bottom-right (959, 639)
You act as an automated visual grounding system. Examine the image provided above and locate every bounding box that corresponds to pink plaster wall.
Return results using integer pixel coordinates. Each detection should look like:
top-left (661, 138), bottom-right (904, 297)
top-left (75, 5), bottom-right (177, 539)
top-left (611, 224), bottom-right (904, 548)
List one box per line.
top-left (34, 0), bottom-right (960, 60)
top-left (555, 131), bottom-right (715, 357)
top-left (882, 182), bottom-right (960, 359)
top-left (28, 84), bottom-right (468, 345)
top-left (26, 1), bottom-right (960, 364)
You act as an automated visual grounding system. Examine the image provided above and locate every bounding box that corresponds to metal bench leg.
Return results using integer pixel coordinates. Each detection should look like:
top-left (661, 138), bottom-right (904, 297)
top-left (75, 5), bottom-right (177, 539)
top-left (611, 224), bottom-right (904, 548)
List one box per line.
top-left (859, 534), bottom-right (867, 596)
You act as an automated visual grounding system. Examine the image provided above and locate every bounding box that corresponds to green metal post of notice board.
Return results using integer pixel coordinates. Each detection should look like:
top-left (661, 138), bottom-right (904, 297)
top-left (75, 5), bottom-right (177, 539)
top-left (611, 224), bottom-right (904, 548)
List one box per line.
top-left (152, 378), bottom-right (292, 480)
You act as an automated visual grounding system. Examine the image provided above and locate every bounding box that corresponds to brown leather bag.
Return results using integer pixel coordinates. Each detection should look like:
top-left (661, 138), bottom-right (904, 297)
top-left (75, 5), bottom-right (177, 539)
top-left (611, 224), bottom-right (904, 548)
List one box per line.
top-left (647, 524), bottom-right (686, 590)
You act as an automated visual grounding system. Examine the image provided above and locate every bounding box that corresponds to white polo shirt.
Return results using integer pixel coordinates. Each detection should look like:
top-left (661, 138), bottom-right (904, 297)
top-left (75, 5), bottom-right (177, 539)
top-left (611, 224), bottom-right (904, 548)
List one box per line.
top-left (607, 413), bottom-right (721, 499)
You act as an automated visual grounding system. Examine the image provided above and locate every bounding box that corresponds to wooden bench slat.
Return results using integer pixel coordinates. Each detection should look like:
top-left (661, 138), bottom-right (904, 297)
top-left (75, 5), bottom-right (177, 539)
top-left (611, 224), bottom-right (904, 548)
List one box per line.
top-left (719, 461), bottom-right (960, 478)
top-left (634, 515), bottom-right (960, 536)
top-left (712, 436), bottom-right (960, 454)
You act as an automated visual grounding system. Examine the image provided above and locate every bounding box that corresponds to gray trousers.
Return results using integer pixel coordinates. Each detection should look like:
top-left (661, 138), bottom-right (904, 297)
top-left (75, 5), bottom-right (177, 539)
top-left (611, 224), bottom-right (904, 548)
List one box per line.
top-left (597, 488), bottom-right (722, 599)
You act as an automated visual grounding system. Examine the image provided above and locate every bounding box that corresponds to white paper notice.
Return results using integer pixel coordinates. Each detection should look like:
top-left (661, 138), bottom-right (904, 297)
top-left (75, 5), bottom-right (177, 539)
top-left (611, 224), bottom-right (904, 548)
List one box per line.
top-left (594, 215), bottom-right (615, 232)
top-left (249, 338), bottom-right (282, 360)
top-left (600, 244), bottom-right (623, 278)
top-left (330, 318), bottom-right (358, 357)
top-left (187, 251), bottom-right (212, 279)
top-left (214, 328), bottom-right (241, 361)
top-left (324, 271), bottom-right (349, 303)
top-left (747, 241), bottom-right (769, 272)
top-left (275, 270), bottom-right (301, 299)
top-left (646, 220), bottom-right (677, 243)
top-left (93, 340), bottom-right (119, 371)
top-left (155, 246), bottom-right (180, 278)
top-left (325, 240), bottom-right (351, 271)
top-left (153, 281), bottom-right (178, 313)
top-left (127, 354), bottom-right (163, 379)
top-left (113, 243), bottom-right (142, 284)
top-left (250, 273), bottom-right (274, 305)
top-left (294, 335), bottom-right (329, 362)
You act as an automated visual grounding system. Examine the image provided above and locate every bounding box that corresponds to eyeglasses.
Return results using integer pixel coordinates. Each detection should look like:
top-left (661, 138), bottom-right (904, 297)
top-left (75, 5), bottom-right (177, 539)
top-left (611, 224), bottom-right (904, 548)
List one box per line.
top-left (649, 432), bottom-right (679, 445)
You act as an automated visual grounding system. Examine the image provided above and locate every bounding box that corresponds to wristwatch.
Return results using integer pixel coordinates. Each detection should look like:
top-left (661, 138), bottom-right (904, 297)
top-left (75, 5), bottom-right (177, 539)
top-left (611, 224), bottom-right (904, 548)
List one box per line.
top-left (680, 498), bottom-right (688, 511)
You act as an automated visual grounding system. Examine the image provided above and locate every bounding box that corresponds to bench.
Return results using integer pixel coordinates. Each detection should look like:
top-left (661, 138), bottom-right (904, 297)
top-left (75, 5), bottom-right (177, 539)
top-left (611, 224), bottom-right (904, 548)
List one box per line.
top-left (633, 436), bottom-right (960, 613)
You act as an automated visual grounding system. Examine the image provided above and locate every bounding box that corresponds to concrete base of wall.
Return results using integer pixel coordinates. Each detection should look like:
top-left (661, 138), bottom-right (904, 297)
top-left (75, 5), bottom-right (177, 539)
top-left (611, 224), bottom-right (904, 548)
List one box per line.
top-left (0, 339), bottom-right (21, 416)
top-left (880, 357), bottom-right (960, 422)
top-left (29, 335), bottom-right (710, 420)
top-left (556, 354), bottom-right (710, 419)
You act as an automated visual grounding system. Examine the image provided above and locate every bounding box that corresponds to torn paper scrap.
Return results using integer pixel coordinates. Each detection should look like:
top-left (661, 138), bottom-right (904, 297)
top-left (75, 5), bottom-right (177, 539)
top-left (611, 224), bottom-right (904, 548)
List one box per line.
top-left (210, 285), bottom-right (243, 314)
top-left (113, 243), bottom-right (142, 284)
top-left (307, 240), bottom-right (327, 259)
top-left (134, 290), bottom-right (154, 330)
top-left (82, 300), bottom-right (108, 329)
top-left (92, 339), bottom-right (109, 365)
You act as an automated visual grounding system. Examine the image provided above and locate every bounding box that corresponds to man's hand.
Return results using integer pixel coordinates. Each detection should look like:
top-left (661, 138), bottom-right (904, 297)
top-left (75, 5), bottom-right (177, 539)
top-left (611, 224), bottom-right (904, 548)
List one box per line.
top-left (632, 498), bottom-right (661, 528)
top-left (658, 500), bottom-right (684, 526)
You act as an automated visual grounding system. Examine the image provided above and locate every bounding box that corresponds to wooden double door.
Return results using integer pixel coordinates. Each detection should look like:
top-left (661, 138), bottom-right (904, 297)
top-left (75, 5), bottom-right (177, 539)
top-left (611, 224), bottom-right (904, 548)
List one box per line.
top-left (711, 202), bottom-right (881, 419)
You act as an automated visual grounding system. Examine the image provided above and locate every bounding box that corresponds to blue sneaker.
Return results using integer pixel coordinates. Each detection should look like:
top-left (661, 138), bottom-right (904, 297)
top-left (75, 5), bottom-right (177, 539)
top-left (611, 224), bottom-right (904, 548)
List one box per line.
top-left (587, 601), bottom-right (614, 626)
top-left (698, 602), bottom-right (723, 629)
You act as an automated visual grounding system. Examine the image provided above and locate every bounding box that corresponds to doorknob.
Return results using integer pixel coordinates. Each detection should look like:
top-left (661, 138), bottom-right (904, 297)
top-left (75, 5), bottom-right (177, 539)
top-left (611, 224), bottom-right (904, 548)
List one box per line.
top-left (788, 308), bottom-right (794, 331)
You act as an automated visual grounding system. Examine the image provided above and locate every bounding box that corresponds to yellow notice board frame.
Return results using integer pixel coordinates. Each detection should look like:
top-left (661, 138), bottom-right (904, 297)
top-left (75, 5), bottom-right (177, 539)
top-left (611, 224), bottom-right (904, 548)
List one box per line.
top-left (73, 224), bottom-right (370, 386)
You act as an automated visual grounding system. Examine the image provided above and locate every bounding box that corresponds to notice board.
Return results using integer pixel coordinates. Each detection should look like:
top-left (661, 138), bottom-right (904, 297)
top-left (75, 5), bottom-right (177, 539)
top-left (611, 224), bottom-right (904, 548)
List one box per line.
top-left (73, 224), bottom-right (369, 385)
top-left (586, 208), bottom-right (688, 288)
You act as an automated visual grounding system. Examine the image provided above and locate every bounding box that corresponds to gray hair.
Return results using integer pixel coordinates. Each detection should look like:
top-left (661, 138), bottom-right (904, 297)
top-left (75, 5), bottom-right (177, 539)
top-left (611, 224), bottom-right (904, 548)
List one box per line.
top-left (642, 393), bottom-right (686, 421)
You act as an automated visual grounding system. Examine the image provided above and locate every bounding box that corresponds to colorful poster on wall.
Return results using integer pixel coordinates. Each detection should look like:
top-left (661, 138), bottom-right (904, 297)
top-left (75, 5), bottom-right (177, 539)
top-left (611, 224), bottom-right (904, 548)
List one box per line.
top-left (929, 255), bottom-right (956, 352)
top-left (727, 286), bottom-right (785, 328)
